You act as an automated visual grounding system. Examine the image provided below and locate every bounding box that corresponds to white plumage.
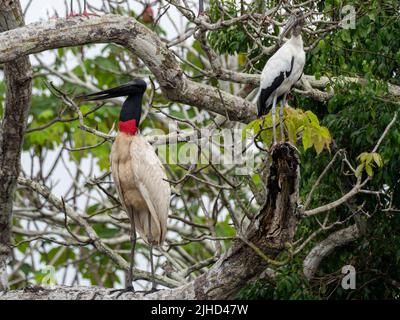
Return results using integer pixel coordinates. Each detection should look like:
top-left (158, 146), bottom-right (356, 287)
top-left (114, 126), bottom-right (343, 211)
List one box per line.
top-left (257, 11), bottom-right (306, 144)
top-left (111, 133), bottom-right (170, 246)
top-left (258, 36), bottom-right (305, 112)
top-left (79, 78), bottom-right (170, 292)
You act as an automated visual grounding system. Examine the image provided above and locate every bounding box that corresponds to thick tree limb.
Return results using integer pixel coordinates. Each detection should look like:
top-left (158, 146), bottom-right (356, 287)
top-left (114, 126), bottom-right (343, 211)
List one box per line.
top-left (0, 15), bottom-right (255, 122)
top-left (303, 224), bottom-right (360, 280)
top-left (17, 176), bottom-right (180, 289)
top-left (0, 15), bottom-right (397, 125)
top-left (0, 285), bottom-right (190, 300)
top-left (2, 143), bottom-right (300, 300)
top-left (0, 0), bottom-right (32, 292)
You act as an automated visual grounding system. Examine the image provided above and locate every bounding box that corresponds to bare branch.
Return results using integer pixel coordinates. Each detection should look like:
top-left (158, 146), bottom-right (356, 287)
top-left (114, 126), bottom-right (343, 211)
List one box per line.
top-left (303, 224), bottom-right (360, 280)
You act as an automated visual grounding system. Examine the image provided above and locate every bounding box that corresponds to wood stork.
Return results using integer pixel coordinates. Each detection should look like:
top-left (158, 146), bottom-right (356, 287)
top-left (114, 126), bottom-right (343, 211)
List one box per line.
top-left (79, 79), bottom-right (171, 292)
top-left (257, 10), bottom-right (305, 145)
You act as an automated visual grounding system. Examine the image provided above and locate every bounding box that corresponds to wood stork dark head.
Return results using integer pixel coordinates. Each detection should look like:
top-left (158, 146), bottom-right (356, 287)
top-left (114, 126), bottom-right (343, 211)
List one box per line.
top-left (279, 10), bottom-right (305, 43)
top-left (79, 79), bottom-right (147, 135)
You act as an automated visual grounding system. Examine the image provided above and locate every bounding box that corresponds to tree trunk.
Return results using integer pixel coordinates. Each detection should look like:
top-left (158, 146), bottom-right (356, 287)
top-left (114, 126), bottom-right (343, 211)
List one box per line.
top-left (0, 143), bottom-right (300, 299)
top-left (0, 0), bottom-right (32, 291)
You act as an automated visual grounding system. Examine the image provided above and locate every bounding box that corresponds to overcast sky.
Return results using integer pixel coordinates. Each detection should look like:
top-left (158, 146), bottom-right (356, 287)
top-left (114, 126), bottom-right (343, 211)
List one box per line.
top-left (21, 0), bottom-right (183, 39)
top-left (23, 0), bottom-right (143, 22)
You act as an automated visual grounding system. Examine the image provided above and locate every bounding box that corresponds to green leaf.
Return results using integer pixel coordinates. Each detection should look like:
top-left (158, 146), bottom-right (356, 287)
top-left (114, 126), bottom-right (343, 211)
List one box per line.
top-left (319, 126), bottom-right (331, 140)
top-left (314, 136), bottom-right (324, 155)
top-left (355, 164), bottom-right (364, 177)
top-left (365, 163), bottom-right (373, 176)
top-left (357, 152), bottom-right (369, 162)
top-left (306, 111), bottom-right (320, 126)
top-left (372, 153), bottom-right (383, 167)
top-left (285, 119), bottom-right (297, 144)
top-left (302, 127), bottom-right (312, 151)
top-left (242, 118), bottom-right (262, 141)
top-left (38, 109), bottom-right (54, 120)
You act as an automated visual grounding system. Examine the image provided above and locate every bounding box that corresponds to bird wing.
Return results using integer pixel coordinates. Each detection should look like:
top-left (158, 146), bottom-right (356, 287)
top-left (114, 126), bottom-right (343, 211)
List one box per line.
top-left (110, 142), bottom-right (127, 209)
top-left (129, 136), bottom-right (171, 244)
top-left (257, 46), bottom-right (295, 116)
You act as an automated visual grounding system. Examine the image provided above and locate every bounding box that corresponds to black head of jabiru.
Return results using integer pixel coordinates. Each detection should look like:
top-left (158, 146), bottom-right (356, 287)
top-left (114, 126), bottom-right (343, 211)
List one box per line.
top-left (78, 78), bottom-right (147, 135)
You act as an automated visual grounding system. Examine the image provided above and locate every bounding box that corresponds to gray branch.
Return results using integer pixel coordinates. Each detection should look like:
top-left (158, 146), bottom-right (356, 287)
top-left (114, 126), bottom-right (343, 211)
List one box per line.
top-left (2, 143), bottom-right (300, 300)
top-left (0, 14), bottom-right (256, 122)
top-left (0, 15), bottom-right (396, 126)
top-left (0, 0), bottom-right (32, 292)
top-left (303, 224), bottom-right (360, 280)
top-left (0, 285), bottom-right (191, 300)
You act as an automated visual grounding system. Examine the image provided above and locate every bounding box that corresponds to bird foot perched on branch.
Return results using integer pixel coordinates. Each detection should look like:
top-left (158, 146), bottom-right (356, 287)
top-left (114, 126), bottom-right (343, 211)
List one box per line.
top-left (67, 13), bottom-right (80, 18)
top-left (67, 11), bottom-right (99, 18)
top-left (110, 286), bottom-right (159, 299)
top-left (81, 11), bottom-right (99, 18)
top-left (270, 141), bottom-right (300, 155)
top-left (67, 0), bottom-right (99, 18)
top-left (109, 285), bottom-right (136, 299)
top-left (143, 288), bottom-right (160, 296)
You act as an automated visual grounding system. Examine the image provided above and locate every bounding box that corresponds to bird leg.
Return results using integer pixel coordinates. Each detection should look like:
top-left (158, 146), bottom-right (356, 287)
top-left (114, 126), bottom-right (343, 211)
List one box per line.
top-left (67, 0), bottom-right (80, 17)
top-left (271, 95), bottom-right (278, 145)
top-left (82, 0), bottom-right (99, 17)
top-left (146, 214), bottom-right (158, 293)
top-left (68, 0), bottom-right (98, 18)
top-left (280, 93), bottom-right (287, 141)
top-left (110, 213), bottom-right (136, 298)
top-left (127, 215), bottom-right (137, 290)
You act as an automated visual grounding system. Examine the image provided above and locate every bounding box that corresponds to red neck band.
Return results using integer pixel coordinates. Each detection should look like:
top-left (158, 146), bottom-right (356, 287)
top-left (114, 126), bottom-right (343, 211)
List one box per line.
top-left (119, 119), bottom-right (138, 135)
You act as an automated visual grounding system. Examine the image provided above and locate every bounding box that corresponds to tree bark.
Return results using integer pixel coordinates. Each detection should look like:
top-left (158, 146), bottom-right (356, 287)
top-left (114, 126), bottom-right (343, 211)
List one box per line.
top-left (1, 143), bottom-right (300, 299)
top-left (0, 0), bottom-right (32, 291)
top-left (303, 224), bottom-right (360, 280)
top-left (0, 10), bottom-right (302, 299)
top-left (0, 14), bottom-right (256, 122)
top-left (0, 15), bottom-right (397, 124)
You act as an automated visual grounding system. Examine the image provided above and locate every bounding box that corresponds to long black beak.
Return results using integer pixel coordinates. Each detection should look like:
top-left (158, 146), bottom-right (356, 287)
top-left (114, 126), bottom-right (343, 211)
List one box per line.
top-left (77, 79), bottom-right (147, 101)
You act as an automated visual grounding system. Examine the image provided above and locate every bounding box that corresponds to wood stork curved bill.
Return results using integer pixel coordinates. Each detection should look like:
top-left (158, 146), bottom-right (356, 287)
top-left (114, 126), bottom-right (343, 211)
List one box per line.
top-left (79, 79), bottom-right (171, 292)
top-left (257, 10), bottom-right (306, 145)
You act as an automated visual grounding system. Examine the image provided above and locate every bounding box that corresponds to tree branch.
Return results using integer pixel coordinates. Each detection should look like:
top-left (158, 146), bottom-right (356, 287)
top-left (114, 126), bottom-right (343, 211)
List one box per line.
top-left (0, 14), bottom-right (256, 122)
top-left (0, 0), bottom-right (32, 292)
top-left (303, 224), bottom-right (360, 280)
top-left (3, 143), bottom-right (300, 300)
top-left (1, 15), bottom-right (396, 127)
top-left (17, 176), bottom-right (180, 289)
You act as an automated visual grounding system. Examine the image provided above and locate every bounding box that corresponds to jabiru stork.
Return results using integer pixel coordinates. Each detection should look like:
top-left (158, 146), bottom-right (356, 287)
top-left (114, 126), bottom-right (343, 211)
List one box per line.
top-left (79, 79), bottom-right (171, 292)
top-left (257, 10), bottom-right (305, 145)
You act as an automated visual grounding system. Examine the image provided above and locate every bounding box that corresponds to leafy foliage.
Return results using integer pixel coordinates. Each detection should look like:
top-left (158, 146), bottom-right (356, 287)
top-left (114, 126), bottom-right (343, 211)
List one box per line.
top-left (243, 106), bottom-right (331, 154)
top-left (355, 152), bottom-right (383, 177)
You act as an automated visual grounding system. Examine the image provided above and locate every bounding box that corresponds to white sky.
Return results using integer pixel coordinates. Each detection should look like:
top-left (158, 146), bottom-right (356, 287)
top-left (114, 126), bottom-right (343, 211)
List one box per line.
top-left (21, 0), bottom-right (183, 38)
